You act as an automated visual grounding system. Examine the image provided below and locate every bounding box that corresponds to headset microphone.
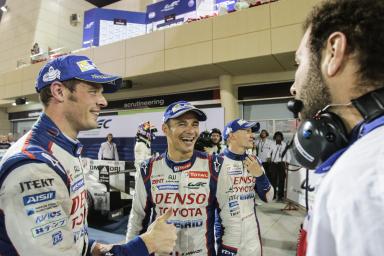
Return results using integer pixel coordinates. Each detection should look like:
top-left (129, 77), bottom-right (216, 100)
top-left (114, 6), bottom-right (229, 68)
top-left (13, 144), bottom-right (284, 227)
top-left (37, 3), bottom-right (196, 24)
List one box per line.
top-left (287, 99), bottom-right (303, 119)
top-left (289, 87), bottom-right (384, 170)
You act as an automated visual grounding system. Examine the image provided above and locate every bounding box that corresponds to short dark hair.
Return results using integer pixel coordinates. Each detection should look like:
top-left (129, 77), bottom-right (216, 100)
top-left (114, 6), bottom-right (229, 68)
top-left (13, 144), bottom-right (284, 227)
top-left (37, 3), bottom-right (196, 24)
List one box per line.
top-left (273, 131), bottom-right (284, 140)
top-left (304, 0), bottom-right (384, 89)
top-left (39, 79), bottom-right (79, 107)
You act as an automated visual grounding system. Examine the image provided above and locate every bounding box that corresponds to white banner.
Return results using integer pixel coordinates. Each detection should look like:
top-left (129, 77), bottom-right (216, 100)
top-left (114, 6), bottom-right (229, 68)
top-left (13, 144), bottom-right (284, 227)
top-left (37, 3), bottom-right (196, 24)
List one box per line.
top-left (286, 168), bottom-right (320, 209)
top-left (78, 107), bottom-right (225, 138)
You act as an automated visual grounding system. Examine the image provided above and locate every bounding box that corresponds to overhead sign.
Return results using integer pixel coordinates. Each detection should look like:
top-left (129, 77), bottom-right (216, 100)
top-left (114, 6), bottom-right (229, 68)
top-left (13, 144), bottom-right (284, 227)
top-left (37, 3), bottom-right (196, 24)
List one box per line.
top-left (83, 8), bottom-right (146, 47)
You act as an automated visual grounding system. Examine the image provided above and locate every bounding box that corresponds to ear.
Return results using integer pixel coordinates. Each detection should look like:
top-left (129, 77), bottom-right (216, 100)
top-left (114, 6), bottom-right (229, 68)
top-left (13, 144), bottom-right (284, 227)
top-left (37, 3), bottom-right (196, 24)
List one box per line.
top-left (162, 123), bottom-right (168, 135)
top-left (50, 81), bottom-right (66, 103)
top-left (324, 32), bottom-right (348, 77)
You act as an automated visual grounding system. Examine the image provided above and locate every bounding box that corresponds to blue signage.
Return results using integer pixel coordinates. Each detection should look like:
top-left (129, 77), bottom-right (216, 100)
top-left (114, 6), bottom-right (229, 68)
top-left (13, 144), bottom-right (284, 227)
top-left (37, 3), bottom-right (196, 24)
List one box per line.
top-left (146, 0), bottom-right (197, 23)
top-left (82, 8), bottom-right (146, 48)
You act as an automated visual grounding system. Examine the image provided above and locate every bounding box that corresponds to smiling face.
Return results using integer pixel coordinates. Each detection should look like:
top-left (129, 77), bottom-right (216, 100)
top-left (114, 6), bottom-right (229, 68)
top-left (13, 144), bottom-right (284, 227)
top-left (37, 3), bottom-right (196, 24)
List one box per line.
top-left (290, 29), bottom-right (332, 120)
top-left (228, 128), bottom-right (255, 152)
top-left (162, 112), bottom-right (200, 160)
top-left (63, 81), bottom-right (107, 133)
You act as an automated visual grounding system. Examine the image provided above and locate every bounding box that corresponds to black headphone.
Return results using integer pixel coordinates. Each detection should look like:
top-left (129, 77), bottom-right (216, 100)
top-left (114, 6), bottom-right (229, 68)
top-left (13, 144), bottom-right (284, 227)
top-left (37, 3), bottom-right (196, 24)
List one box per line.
top-left (209, 128), bottom-right (222, 142)
top-left (289, 87), bottom-right (384, 169)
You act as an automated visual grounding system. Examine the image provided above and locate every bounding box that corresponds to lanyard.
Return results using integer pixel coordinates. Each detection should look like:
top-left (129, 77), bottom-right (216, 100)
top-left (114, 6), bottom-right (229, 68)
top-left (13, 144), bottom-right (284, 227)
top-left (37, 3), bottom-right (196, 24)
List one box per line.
top-left (316, 115), bottom-right (384, 174)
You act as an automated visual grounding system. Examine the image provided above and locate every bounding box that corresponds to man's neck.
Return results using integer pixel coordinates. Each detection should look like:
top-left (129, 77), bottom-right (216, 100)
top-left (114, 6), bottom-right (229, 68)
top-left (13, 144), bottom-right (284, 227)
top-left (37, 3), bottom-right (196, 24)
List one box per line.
top-left (167, 149), bottom-right (193, 162)
top-left (228, 144), bottom-right (246, 155)
top-left (44, 109), bottom-right (77, 139)
top-left (333, 106), bottom-right (364, 133)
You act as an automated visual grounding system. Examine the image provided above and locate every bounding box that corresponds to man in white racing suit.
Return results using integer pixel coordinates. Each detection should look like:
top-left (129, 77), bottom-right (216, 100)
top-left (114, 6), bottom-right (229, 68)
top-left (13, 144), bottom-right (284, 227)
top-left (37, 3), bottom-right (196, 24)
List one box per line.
top-left (216, 119), bottom-right (274, 256)
top-left (127, 101), bottom-right (223, 255)
top-left (0, 55), bottom-right (176, 256)
top-left (134, 121), bottom-right (157, 172)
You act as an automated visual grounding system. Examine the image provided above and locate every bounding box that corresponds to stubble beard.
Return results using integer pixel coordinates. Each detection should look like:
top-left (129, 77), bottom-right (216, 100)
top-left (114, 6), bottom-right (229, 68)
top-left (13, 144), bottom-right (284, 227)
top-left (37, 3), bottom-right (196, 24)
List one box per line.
top-left (300, 55), bottom-right (332, 120)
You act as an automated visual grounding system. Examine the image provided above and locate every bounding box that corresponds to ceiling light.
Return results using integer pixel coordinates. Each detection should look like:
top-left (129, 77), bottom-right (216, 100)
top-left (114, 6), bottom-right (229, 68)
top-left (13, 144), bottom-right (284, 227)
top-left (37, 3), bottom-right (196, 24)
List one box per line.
top-left (1, 5), bottom-right (8, 12)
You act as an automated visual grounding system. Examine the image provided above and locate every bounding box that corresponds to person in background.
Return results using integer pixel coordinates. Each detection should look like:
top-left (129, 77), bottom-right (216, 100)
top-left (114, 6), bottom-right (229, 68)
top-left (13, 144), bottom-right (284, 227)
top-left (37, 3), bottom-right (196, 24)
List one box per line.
top-left (255, 129), bottom-right (273, 180)
top-left (0, 55), bottom-right (176, 256)
top-left (6, 133), bottom-right (16, 145)
top-left (209, 128), bottom-right (226, 154)
top-left (98, 133), bottom-right (119, 160)
top-left (216, 118), bottom-right (273, 256)
top-left (0, 135), bottom-right (11, 150)
top-left (292, 0), bottom-right (384, 255)
top-left (269, 131), bottom-right (290, 201)
top-left (134, 121), bottom-right (157, 172)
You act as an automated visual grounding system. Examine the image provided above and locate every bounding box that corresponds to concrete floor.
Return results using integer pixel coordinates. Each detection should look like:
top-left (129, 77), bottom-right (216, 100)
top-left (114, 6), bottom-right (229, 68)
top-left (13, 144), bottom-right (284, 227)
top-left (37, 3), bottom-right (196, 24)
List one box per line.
top-left (257, 200), bottom-right (306, 256)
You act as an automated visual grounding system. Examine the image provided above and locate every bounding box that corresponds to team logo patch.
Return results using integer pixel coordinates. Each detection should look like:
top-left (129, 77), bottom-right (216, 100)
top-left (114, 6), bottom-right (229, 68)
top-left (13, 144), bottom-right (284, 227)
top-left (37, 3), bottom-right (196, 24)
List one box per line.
top-left (42, 66), bottom-right (61, 82)
top-left (52, 231), bottom-right (63, 245)
top-left (31, 218), bottom-right (67, 237)
top-left (35, 210), bottom-right (62, 224)
top-left (71, 179), bottom-right (85, 192)
top-left (173, 162), bottom-right (192, 172)
top-left (23, 191), bottom-right (56, 206)
top-left (188, 171), bottom-right (208, 179)
top-left (76, 60), bottom-right (96, 72)
top-left (184, 182), bottom-right (206, 189)
top-left (157, 184), bottom-right (179, 190)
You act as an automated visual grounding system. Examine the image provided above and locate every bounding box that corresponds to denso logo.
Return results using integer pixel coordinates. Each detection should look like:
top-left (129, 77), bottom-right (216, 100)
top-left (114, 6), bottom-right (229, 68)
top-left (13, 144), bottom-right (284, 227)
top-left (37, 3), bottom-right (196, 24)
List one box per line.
top-left (20, 178), bottom-right (54, 193)
top-left (23, 191), bottom-right (56, 206)
top-left (155, 192), bottom-right (206, 205)
top-left (97, 119), bottom-right (112, 129)
top-left (35, 210), bottom-right (62, 224)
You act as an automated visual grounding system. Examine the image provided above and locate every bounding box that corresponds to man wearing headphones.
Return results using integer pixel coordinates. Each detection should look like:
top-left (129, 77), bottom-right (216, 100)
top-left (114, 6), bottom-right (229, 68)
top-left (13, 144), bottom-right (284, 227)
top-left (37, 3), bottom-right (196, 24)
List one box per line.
top-left (98, 133), bottom-right (119, 160)
top-left (291, 1), bottom-right (384, 255)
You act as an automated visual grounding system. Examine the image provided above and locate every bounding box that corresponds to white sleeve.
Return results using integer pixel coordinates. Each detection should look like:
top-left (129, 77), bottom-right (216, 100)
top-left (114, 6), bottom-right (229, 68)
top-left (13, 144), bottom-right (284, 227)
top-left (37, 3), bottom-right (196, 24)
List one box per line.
top-left (98, 143), bottom-right (104, 160)
top-left (134, 143), bottom-right (147, 171)
top-left (0, 163), bottom-right (80, 256)
top-left (126, 165), bottom-right (150, 241)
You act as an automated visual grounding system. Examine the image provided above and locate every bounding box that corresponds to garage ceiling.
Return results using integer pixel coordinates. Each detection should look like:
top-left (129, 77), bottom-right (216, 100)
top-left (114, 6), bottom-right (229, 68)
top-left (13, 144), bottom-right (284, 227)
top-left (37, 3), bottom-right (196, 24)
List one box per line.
top-left (84, 0), bottom-right (121, 8)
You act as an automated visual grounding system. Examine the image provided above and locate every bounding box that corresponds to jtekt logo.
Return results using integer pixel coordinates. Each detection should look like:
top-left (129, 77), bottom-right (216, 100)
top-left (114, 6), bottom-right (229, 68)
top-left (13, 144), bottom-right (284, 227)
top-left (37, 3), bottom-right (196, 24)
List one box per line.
top-left (20, 178), bottom-right (54, 193)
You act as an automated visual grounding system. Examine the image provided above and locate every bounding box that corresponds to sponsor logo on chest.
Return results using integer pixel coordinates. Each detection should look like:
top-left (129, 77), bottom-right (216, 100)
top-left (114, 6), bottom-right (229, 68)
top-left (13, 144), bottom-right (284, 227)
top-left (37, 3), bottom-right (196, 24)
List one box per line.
top-left (23, 191), bottom-right (56, 206)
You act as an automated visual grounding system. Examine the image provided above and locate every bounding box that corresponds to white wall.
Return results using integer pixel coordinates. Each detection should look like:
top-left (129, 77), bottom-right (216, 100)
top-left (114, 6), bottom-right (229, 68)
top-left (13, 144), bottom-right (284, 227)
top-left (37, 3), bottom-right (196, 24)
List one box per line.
top-left (0, 0), bottom-right (94, 75)
top-left (34, 0), bottom-right (94, 54)
top-left (0, 0), bottom-right (41, 74)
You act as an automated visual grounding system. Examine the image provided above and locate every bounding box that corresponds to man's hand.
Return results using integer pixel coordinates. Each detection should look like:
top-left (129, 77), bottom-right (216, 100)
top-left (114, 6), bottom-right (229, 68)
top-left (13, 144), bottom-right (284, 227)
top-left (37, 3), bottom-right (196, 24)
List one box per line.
top-left (244, 156), bottom-right (264, 177)
top-left (140, 208), bottom-right (177, 254)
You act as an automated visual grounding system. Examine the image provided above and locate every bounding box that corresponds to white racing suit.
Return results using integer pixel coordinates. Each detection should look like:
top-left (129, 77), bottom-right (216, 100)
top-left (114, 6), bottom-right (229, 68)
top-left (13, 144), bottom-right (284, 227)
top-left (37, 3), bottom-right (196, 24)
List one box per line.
top-left (0, 114), bottom-right (148, 256)
top-left (134, 140), bottom-right (152, 172)
top-left (127, 151), bottom-right (223, 256)
top-left (216, 149), bottom-right (274, 256)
